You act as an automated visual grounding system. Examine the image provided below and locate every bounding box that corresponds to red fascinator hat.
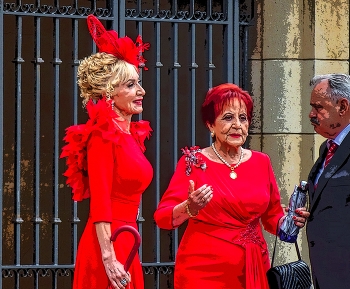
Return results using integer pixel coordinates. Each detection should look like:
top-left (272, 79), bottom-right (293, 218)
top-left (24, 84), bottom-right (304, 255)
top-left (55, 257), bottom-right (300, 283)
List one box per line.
top-left (87, 15), bottom-right (150, 70)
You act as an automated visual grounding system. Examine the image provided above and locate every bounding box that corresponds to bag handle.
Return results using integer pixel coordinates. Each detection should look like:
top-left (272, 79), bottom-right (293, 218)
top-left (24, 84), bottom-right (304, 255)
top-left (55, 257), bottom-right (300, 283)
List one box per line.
top-left (270, 217), bottom-right (302, 267)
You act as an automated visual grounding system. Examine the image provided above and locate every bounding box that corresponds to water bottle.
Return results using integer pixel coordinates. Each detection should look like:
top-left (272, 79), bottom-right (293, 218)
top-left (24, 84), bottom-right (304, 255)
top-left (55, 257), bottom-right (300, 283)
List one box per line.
top-left (278, 181), bottom-right (308, 243)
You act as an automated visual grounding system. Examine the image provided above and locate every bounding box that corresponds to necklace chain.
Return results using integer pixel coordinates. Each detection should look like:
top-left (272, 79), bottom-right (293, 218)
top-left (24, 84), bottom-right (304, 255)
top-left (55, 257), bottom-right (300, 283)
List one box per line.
top-left (112, 102), bottom-right (131, 134)
top-left (211, 143), bottom-right (243, 174)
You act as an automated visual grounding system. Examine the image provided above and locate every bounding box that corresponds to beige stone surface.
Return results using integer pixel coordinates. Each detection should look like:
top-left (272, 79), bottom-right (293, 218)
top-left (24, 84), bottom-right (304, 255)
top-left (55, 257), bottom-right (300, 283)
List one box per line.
top-left (315, 0), bottom-right (349, 59)
top-left (261, 134), bottom-right (301, 200)
top-left (249, 60), bottom-right (262, 133)
top-left (261, 60), bottom-right (314, 133)
top-left (245, 134), bottom-right (262, 152)
top-left (250, 0), bottom-right (262, 59)
top-left (252, 0), bottom-right (314, 59)
top-left (314, 60), bottom-right (349, 75)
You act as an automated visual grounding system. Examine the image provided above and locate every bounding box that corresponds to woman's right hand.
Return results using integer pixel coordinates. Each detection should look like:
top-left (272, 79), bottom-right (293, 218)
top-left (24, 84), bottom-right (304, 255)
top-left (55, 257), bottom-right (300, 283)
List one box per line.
top-left (103, 256), bottom-right (131, 289)
top-left (187, 180), bottom-right (213, 215)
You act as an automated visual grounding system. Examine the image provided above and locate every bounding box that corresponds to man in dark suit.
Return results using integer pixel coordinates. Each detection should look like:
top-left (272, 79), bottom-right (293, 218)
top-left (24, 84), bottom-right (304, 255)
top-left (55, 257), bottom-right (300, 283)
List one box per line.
top-left (307, 73), bottom-right (350, 289)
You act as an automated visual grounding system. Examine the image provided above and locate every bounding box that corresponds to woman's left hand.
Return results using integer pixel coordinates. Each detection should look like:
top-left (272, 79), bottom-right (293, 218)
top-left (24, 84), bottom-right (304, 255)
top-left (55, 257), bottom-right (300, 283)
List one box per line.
top-left (293, 207), bottom-right (310, 228)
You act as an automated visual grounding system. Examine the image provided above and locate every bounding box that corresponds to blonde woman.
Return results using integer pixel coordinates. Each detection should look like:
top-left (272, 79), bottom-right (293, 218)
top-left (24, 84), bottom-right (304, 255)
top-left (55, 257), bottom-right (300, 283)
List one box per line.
top-left (61, 15), bottom-right (152, 289)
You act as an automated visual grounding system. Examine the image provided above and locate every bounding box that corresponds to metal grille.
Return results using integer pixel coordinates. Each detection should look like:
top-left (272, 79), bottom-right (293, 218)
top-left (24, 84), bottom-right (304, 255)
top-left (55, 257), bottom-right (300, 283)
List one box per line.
top-left (0, 0), bottom-right (254, 288)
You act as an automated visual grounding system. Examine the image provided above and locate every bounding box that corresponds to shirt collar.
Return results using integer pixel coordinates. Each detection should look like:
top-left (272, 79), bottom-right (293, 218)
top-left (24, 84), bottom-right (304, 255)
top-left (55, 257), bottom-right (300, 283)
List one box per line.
top-left (332, 123), bottom-right (350, 146)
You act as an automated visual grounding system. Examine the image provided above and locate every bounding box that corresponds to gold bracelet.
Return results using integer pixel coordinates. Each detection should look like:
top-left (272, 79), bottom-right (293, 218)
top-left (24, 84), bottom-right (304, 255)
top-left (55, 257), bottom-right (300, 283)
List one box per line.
top-left (185, 202), bottom-right (199, 218)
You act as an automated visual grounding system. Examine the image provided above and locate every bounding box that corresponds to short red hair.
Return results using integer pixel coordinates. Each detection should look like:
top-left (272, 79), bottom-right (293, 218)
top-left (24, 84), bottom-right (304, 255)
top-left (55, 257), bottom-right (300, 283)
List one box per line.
top-left (201, 83), bottom-right (253, 126)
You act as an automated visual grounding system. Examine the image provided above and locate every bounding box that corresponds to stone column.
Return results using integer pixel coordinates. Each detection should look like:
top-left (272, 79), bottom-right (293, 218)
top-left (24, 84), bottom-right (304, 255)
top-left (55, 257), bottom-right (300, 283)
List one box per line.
top-left (246, 0), bottom-right (349, 266)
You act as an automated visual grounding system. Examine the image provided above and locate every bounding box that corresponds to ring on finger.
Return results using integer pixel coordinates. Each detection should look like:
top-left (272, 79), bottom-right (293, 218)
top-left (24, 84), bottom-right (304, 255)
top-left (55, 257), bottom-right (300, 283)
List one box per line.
top-left (120, 278), bottom-right (128, 286)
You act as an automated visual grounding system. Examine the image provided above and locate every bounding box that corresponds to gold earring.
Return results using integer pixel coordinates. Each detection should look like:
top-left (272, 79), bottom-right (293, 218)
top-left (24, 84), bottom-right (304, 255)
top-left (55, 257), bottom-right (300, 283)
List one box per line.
top-left (210, 131), bottom-right (215, 138)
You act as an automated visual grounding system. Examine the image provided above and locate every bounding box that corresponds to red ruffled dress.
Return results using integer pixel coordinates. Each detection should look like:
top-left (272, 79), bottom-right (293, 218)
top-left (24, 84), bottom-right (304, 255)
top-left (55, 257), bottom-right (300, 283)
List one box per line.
top-left (154, 147), bottom-right (284, 289)
top-left (61, 98), bottom-right (153, 289)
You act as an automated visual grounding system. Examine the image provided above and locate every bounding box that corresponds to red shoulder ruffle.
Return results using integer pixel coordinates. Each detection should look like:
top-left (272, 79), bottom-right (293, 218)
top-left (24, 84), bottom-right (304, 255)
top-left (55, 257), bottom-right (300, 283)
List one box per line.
top-left (60, 98), bottom-right (152, 201)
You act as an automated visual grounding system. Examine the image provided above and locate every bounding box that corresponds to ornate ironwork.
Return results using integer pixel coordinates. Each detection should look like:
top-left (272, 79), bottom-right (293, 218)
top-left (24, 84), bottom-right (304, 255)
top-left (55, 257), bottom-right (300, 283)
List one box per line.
top-left (2, 268), bottom-right (73, 278)
top-left (143, 264), bottom-right (174, 275)
top-left (239, 0), bottom-right (254, 24)
top-left (126, 7), bottom-right (226, 22)
top-left (3, 3), bottom-right (111, 17)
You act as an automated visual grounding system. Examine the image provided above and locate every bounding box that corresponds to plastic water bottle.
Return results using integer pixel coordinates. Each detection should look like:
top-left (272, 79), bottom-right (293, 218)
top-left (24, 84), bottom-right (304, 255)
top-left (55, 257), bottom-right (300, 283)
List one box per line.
top-left (278, 181), bottom-right (308, 243)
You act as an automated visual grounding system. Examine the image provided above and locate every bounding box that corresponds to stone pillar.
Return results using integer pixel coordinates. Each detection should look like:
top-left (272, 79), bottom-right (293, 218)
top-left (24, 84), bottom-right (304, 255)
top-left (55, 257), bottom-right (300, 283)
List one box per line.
top-left (246, 0), bottom-right (349, 266)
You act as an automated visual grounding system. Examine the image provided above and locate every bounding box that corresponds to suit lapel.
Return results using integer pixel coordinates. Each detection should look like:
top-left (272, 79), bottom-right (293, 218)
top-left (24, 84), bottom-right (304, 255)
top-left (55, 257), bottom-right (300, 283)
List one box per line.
top-left (310, 133), bottom-right (350, 213)
top-left (308, 141), bottom-right (327, 209)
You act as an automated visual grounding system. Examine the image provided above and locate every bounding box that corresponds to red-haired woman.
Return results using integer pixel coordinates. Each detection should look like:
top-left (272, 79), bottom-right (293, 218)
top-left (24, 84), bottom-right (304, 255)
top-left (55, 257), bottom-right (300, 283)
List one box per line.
top-left (61, 15), bottom-right (152, 289)
top-left (154, 83), bottom-right (309, 289)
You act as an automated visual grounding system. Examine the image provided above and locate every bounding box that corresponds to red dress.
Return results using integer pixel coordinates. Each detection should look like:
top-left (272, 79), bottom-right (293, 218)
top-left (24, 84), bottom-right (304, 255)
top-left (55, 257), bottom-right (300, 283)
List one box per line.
top-left (154, 147), bottom-right (284, 289)
top-left (61, 98), bottom-right (153, 289)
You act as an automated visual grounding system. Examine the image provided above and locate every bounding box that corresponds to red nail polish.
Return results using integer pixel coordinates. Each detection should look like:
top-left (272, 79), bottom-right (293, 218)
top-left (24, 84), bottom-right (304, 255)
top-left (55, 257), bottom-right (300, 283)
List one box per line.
top-left (293, 216), bottom-right (297, 220)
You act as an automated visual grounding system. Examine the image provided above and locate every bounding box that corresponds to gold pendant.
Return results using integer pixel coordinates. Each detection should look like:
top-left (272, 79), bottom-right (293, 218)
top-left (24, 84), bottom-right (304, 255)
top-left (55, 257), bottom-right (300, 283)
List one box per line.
top-left (230, 171), bottom-right (237, 179)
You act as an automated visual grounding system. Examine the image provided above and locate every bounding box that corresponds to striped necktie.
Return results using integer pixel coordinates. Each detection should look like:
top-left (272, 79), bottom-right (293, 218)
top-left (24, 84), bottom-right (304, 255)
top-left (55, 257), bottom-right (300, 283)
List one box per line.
top-left (324, 140), bottom-right (338, 168)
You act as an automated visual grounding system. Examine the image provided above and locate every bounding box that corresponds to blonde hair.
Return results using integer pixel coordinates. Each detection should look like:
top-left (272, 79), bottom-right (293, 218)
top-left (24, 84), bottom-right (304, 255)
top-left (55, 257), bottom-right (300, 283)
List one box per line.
top-left (77, 52), bottom-right (137, 106)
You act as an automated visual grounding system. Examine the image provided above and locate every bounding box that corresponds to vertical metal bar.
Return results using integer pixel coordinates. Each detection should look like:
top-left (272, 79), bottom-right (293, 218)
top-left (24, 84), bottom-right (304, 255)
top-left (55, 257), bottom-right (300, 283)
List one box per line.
top-left (206, 0), bottom-right (214, 145)
top-left (71, 16), bottom-right (80, 264)
top-left (32, 14), bottom-right (44, 275)
top-left (154, 3), bottom-right (163, 289)
top-left (172, 21), bottom-right (180, 254)
top-left (0, 1), bottom-right (4, 289)
top-left (206, 0), bottom-right (214, 93)
top-left (117, 0), bottom-right (125, 36)
top-left (223, 0), bottom-right (232, 82)
top-left (52, 8), bottom-right (62, 271)
top-left (233, 0), bottom-right (240, 84)
top-left (242, 25), bottom-right (249, 89)
top-left (110, 0), bottom-right (118, 31)
top-left (13, 14), bottom-right (24, 289)
top-left (206, 23), bottom-right (214, 88)
top-left (136, 16), bottom-right (144, 262)
top-left (13, 15), bottom-right (24, 283)
top-left (190, 23), bottom-right (197, 146)
top-left (224, 0), bottom-right (239, 84)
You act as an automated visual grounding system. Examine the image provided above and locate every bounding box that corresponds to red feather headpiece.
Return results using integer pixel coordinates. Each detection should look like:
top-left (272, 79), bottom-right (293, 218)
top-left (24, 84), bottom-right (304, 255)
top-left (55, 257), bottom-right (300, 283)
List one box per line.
top-left (87, 15), bottom-right (150, 70)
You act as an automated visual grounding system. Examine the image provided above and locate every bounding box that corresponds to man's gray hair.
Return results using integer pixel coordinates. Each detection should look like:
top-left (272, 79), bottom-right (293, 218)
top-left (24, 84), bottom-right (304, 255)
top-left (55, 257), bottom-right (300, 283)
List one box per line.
top-left (310, 73), bottom-right (350, 101)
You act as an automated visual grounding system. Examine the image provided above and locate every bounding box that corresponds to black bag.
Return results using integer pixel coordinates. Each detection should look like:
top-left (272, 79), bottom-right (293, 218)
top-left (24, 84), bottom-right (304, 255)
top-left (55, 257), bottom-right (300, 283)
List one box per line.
top-left (266, 223), bottom-right (312, 289)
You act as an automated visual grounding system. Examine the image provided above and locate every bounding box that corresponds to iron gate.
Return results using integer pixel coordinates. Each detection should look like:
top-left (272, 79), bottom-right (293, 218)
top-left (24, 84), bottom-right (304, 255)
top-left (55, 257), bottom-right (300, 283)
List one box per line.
top-left (0, 0), bottom-right (254, 288)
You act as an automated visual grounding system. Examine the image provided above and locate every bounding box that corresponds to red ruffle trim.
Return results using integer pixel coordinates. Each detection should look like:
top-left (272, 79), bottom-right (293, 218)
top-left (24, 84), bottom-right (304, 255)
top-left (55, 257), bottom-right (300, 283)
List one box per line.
top-left (60, 98), bottom-right (152, 201)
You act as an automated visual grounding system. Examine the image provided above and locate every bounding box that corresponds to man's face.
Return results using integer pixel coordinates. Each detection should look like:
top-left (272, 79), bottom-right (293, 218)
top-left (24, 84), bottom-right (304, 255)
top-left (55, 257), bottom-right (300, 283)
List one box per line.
top-left (309, 80), bottom-right (342, 138)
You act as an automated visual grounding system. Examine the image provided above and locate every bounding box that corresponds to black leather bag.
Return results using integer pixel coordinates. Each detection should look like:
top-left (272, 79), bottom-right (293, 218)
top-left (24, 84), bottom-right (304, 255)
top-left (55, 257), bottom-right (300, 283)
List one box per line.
top-left (266, 224), bottom-right (312, 289)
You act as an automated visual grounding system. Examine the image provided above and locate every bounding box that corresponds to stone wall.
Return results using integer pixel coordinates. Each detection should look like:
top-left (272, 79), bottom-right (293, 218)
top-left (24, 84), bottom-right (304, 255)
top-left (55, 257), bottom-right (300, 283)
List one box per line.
top-left (247, 0), bottom-right (349, 267)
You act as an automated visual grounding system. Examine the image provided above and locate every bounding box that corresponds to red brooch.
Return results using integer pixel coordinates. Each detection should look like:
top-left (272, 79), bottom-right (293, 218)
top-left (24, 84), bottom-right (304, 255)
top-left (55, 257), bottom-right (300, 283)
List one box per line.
top-left (181, 146), bottom-right (207, 176)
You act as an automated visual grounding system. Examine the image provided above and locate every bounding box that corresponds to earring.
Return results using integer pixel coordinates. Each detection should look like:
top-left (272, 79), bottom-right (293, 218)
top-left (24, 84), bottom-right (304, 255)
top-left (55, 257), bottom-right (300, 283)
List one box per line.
top-left (210, 131), bottom-right (215, 138)
top-left (111, 100), bottom-right (115, 111)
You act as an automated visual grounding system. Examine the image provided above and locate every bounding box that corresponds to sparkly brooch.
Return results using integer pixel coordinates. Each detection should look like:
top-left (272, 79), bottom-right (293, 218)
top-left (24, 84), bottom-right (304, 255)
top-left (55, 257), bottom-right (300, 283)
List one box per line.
top-left (181, 146), bottom-right (207, 176)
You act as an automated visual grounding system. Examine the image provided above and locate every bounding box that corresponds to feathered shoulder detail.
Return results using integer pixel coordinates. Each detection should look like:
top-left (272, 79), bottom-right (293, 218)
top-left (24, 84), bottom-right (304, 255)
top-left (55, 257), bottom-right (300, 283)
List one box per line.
top-left (60, 98), bottom-right (152, 201)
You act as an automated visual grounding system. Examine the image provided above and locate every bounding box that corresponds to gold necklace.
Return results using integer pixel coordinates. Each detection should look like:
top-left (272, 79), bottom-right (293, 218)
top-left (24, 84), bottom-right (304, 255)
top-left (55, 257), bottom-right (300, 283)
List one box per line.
top-left (211, 143), bottom-right (243, 179)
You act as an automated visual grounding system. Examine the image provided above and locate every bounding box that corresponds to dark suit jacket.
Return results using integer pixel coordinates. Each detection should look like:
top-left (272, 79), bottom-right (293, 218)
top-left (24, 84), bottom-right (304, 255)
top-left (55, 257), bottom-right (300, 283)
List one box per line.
top-left (307, 132), bottom-right (350, 289)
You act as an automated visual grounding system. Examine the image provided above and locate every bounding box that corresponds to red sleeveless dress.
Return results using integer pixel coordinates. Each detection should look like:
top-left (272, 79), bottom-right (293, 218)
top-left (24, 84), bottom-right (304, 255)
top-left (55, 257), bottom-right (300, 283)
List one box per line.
top-left (61, 98), bottom-right (153, 289)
